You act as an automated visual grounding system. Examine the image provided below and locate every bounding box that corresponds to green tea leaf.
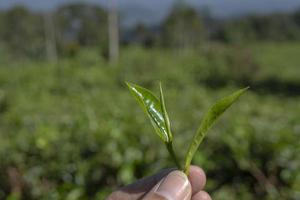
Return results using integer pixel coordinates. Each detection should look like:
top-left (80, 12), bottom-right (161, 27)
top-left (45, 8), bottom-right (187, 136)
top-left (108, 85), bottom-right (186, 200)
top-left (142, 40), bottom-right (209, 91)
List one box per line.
top-left (184, 87), bottom-right (249, 174)
top-left (159, 83), bottom-right (181, 169)
top-left (126, 82), bottom-right (172, 143)
top-left (159, 83), bottom-right (172, 141)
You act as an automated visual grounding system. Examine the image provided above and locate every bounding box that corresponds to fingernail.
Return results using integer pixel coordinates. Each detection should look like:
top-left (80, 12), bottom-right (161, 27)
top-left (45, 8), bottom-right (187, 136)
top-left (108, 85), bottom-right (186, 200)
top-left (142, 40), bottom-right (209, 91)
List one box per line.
top-left (154, 170), bottom-right (191, 200)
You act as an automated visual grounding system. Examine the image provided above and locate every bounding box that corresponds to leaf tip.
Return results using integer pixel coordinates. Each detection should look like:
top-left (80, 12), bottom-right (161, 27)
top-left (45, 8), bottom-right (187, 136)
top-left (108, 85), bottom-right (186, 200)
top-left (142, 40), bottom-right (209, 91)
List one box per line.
top-left (243, 86), bottom-right (250, 91)
top-left (125, 82), bottom-right (138, 93)
top-left (238, 86), bottom-right (250, 96)
top-left (125, 81), bottom-right (132, 88)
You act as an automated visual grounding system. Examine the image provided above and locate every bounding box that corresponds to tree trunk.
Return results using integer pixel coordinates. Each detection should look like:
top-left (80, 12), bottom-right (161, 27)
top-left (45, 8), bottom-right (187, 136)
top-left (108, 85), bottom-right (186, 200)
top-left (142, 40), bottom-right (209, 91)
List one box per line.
top-left (44, 12), bottom-right (57, 63)
top-left (108, 0), bottom-right (119, 64)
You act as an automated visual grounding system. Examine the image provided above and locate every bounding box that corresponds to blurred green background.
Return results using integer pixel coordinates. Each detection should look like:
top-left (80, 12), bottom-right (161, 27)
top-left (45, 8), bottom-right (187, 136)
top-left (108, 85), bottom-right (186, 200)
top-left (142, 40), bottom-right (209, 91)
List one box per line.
top-left (0, 1), bottom-right (300, 200)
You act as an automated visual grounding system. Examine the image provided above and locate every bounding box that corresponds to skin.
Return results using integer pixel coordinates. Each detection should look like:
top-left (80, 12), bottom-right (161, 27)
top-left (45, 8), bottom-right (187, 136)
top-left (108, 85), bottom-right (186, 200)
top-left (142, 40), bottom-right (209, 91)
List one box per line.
top-left (107, 165), bottom-right (212, 200)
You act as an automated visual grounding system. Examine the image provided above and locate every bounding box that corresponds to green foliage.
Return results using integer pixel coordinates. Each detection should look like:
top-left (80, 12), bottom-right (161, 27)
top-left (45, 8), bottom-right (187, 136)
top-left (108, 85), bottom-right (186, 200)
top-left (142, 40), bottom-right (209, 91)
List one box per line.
top-left (55, 3), bottom-right (108, 54)
top-left (217, 13), bottom-right (300, 43)
top-left (0, 6), bottom-right (45, 58)
top-left (126, 82), bottom-right (172, 143)
top-left (161, 5), bottom-right (204, 48)
top-left (0, 44), bottom-right (299, 200)
top-left (159, 83), bottom-right (171, 140)
top-left (0, 4), bottom-right (108, 60)
top-left (127, 82), bottom-right (247, 175)
top-left (184, 87), bottom-right (248, 174)
top-left (1, 4), bottom-right (300, 60)
top-left (126, 82), bottom-right (181, 169)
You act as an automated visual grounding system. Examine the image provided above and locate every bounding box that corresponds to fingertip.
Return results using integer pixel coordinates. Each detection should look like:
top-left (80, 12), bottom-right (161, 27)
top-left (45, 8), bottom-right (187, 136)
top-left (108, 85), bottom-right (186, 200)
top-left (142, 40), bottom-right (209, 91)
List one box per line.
top-left (188, 165), bottom-right (207, 195)
top-left (192, 190), bottom-right (212, 200)
top-left (144, 170), bottom-right (192, 200)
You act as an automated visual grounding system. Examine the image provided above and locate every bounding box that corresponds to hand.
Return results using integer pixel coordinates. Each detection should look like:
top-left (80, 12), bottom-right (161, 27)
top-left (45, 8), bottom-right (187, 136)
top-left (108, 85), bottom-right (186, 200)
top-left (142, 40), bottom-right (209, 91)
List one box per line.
top-left (107, 165), bottom-right (211, 200)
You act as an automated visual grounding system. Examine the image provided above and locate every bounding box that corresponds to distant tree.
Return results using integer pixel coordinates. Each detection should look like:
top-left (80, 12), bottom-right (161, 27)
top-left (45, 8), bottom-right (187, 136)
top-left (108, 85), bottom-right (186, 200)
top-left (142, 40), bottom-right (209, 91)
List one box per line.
top-left (293, 9), bottom-right (300, 26)
top-left (215, 18), bottom-right (257, 43)
top-left (131, 23), bottom-right (158, 48)
top-left (160, 4), bottom-right (204, 49)
top-left (252, 14), bottom-right (300, 40)
top-left (216, 13), bottom-right (300, 43)
top-left (0, 11), bottom-right (4, 50)
top-left (0, 6), bottom-right (44, 58)
top-left (55, 3), bottom-right (108, 56)
top-left (290, 10), bottom-right (300, 39)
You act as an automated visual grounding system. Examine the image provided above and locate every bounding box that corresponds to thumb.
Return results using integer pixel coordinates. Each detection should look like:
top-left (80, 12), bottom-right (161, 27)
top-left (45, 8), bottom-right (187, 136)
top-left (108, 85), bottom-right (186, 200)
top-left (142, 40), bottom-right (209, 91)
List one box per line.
top-left (142, 170), bottom-right (191, 200)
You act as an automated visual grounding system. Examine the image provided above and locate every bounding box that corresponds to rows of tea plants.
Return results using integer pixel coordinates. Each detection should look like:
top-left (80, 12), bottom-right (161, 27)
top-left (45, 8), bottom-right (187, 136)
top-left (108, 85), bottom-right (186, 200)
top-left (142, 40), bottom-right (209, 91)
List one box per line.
top-left (0, 43), bottom-right (299, 199)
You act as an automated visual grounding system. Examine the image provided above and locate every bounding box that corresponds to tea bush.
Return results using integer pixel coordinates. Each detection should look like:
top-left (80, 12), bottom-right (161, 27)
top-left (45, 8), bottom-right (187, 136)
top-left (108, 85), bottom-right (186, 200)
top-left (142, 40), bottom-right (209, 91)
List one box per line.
top-left (0, 43), bottom-right (299, 199)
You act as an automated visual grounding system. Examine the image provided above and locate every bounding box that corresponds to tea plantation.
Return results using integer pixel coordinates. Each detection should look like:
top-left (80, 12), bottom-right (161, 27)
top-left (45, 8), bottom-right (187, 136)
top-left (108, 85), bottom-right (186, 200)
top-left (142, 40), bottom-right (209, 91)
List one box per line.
top-left (0, 43), bottom-right (299, 199)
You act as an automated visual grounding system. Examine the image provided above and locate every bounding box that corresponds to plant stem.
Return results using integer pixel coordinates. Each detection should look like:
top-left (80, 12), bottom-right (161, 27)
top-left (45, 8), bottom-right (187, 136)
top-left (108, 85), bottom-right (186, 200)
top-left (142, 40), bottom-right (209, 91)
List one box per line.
top-left (166, 142), bottom-right (182, 170)
top-left (184, 163), bottom-right (190, 175)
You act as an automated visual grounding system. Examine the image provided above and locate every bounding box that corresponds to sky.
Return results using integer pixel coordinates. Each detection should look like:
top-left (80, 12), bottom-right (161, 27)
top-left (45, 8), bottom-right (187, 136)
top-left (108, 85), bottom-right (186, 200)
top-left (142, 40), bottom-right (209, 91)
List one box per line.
top-left (1, 0), bottom-right (300, 27)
